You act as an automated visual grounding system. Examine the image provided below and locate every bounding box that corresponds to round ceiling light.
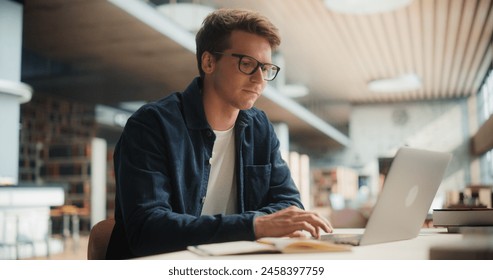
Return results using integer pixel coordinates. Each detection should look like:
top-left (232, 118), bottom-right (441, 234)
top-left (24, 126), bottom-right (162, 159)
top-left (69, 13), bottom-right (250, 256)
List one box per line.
top-left (367, 73), bottom-right (422, 93)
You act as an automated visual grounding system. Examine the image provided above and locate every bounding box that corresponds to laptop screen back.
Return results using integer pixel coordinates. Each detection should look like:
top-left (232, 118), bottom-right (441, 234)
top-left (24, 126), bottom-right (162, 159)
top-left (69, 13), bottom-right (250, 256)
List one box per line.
top-left (359, 147), bottom-right (452, 245)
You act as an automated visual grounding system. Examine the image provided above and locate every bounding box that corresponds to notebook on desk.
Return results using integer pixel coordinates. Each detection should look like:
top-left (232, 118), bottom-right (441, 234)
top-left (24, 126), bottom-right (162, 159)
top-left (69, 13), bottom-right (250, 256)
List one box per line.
top-left (321, 147), bottom-right (452, 246)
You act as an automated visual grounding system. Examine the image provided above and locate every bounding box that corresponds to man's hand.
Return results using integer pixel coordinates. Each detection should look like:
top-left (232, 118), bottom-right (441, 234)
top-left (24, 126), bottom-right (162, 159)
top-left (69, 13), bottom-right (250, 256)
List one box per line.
top-left (254, 206), bottom-right (333, 239)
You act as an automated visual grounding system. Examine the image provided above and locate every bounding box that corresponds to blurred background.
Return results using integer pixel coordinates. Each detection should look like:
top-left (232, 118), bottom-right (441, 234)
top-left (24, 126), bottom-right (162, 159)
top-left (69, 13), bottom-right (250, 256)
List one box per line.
top-left (1, 0), bottom-right (492, 259)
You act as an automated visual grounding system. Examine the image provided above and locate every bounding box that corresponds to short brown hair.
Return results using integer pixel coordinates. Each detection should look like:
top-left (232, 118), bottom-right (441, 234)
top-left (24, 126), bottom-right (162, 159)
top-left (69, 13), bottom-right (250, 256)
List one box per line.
top-left (195, 8), bottom-right (281, 78)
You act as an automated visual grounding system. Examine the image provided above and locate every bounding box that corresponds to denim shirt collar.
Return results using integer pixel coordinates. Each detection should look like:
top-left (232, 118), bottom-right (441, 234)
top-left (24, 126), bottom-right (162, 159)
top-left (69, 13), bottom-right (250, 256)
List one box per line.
top-left (182, 77), bottom-right (209, 130)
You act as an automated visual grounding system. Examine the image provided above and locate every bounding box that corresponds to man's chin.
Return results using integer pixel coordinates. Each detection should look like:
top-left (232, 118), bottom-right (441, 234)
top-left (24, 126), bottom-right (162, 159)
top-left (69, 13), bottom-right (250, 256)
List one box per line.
top-left (239, 101), bottom-right (257, 110)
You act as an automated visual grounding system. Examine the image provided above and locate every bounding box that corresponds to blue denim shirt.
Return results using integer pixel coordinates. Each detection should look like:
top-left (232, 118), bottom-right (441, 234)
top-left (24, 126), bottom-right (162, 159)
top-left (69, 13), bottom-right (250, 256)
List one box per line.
top-left (109, 77), bottom-right (303, 258)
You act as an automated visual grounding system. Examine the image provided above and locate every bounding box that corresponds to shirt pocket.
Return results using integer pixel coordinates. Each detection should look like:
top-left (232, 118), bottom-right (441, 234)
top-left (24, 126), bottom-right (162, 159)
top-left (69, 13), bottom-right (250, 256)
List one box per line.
top-left (244, 164), bottom-right (272, 210)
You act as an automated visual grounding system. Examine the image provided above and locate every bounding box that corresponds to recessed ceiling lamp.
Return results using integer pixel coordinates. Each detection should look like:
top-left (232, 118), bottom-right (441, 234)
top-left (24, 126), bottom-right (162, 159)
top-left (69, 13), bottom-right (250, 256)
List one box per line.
top-left (156, 3), bottom-right (215, 33)
top-left (367, 73), bottom-right (422, 93)
top-left (324, 0), bottom-right (413, 14)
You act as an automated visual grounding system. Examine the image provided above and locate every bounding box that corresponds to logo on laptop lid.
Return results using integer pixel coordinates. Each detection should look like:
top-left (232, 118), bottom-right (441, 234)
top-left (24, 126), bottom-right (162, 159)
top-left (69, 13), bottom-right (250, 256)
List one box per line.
top-left (405, 185), bottom-right (419, 207)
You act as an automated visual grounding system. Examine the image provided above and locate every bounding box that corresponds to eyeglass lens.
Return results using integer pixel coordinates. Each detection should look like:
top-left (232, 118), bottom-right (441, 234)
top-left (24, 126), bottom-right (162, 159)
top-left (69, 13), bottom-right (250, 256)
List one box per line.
top-left (239, 56), bottom-right (278, 81)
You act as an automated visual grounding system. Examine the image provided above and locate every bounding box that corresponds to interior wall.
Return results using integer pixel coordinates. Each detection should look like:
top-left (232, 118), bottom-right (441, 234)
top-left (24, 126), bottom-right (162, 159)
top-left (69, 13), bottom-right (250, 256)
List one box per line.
top-left (315, 99), bottom-right (474, 202)
top-left (467, 91), bottom-right (482, 184)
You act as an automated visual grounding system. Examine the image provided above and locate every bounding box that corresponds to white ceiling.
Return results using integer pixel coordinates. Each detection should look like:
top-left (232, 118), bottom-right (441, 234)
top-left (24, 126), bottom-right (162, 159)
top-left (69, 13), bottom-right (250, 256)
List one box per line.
top-left (21, 0), bottom-right (493, 152)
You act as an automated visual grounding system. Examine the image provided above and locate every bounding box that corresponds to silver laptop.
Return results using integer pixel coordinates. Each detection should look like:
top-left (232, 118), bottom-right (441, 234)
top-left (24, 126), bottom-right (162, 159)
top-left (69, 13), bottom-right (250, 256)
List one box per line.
top-left (321, 147), bottom-right (452, 246)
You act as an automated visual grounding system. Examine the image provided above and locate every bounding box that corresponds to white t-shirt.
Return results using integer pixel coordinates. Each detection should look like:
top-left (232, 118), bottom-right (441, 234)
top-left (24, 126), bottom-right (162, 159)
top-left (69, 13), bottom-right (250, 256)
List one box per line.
top-left (201, 126), bottom-right (237, 215)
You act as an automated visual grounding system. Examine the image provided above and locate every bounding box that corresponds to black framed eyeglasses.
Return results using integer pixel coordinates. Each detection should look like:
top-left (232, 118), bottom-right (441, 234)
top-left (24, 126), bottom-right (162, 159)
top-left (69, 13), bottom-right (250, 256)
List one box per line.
top-left (214, 52), bottom-right (281, 81)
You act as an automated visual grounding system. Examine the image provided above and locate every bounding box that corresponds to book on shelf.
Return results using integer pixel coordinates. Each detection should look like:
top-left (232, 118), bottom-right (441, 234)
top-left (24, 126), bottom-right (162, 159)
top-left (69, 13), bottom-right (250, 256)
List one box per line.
top-left (187, 237), bottom-right (351, 256)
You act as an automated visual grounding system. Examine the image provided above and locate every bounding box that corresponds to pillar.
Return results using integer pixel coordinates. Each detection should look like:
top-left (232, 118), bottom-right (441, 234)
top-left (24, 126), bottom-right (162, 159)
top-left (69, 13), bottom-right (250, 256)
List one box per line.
top-left (0, 0), bottom-right (33, 186)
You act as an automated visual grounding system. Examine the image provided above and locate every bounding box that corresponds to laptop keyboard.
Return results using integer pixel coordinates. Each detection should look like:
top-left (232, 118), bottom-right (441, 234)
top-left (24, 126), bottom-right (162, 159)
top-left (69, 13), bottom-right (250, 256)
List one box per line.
top-left (320, 233), bottom-right (362, 246)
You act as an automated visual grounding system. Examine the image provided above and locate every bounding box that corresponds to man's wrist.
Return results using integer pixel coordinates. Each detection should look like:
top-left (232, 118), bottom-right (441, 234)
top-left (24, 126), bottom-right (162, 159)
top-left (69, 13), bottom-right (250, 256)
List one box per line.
top-left (252, 211), bottom-right (266, 239)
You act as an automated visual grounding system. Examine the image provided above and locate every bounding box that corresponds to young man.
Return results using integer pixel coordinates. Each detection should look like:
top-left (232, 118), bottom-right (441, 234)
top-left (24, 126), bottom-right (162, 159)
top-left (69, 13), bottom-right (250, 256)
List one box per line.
top-left (106, 8), bottom-right (332, 259)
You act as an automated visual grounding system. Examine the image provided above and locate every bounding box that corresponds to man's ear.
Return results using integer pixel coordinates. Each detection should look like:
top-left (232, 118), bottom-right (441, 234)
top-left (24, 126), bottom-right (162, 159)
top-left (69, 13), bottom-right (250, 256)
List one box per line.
top-left (201, 52), bottom-right (215, 74)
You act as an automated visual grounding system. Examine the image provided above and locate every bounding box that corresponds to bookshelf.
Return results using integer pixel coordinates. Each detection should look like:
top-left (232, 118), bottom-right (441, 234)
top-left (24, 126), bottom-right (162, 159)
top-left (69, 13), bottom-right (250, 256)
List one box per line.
top-left (106, 145), bottom-right (116, 219)
top-left (312, 167), bottom-right (359, 208)
top-left (19, 95), bottom-right (110, 231)
top-left (38, 140), bottom-right (93, 211)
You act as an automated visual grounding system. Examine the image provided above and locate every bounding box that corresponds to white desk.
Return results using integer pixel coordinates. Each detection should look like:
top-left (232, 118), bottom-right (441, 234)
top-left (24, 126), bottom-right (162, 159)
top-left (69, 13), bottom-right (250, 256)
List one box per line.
top-left (139, 228), bottom-right (465, 260)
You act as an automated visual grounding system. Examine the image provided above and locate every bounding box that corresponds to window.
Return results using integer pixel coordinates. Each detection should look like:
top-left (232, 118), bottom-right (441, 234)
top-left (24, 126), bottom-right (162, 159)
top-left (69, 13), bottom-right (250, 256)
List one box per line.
top-left (479, 69), bottom-right (493, 120)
